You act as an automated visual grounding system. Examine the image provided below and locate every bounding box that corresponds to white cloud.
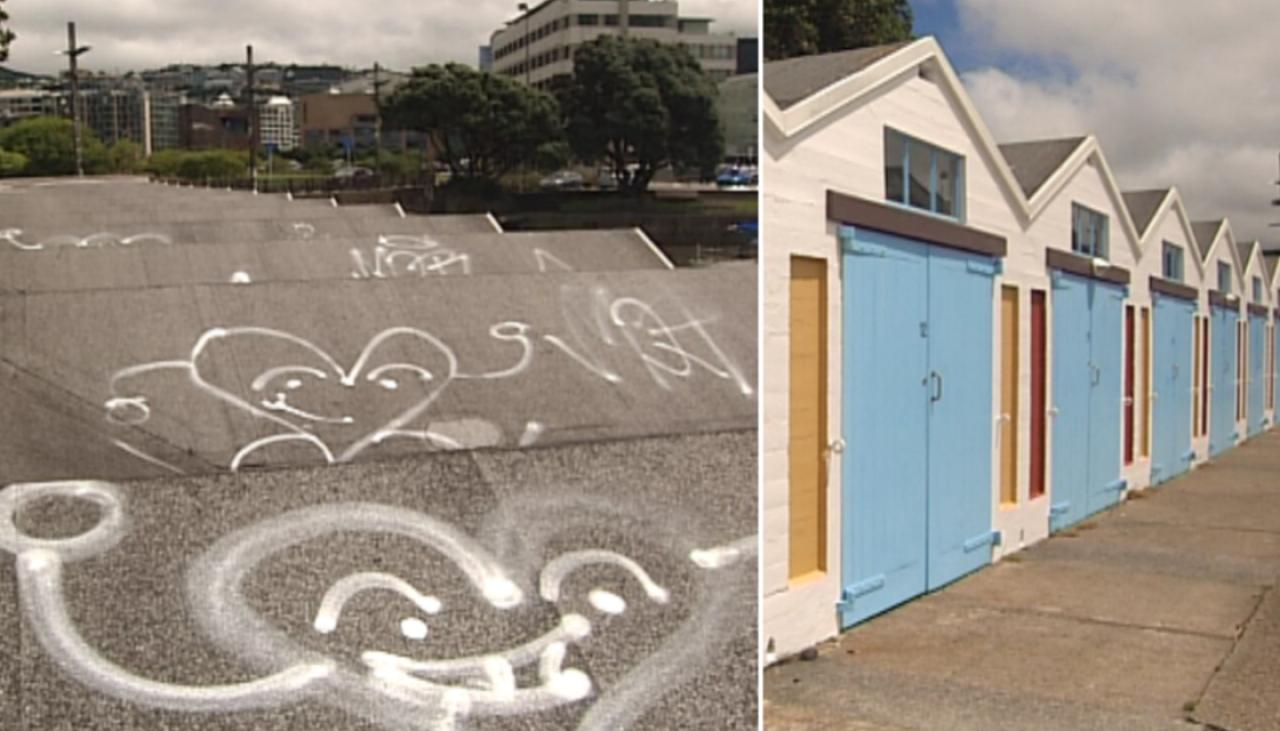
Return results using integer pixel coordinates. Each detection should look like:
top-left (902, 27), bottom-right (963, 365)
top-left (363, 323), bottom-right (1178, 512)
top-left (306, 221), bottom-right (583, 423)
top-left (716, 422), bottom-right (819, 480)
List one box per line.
top-left (955, 0), bottom-right (1280, 245)
top-left (2, 0), bottom-right (757, 74)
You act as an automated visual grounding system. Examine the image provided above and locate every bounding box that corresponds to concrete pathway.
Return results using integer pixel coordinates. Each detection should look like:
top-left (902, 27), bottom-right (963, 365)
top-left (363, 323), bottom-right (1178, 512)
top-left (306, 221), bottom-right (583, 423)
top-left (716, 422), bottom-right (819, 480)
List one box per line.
top-left (765, 430), bottom-right (1280, 731)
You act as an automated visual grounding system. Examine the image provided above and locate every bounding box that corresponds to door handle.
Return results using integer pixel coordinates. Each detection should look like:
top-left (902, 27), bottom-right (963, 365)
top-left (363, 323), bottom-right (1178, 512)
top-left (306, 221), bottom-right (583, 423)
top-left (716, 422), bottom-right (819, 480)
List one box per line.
top-left (931, 371), bottom-right (943, 402)
top-left (1091, 364), bottom-right (1102, 386)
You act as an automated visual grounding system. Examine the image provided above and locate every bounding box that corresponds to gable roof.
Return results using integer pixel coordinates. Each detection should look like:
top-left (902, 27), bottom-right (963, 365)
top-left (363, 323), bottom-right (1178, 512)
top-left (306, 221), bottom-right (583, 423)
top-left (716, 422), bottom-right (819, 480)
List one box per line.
top-left (1191, 220), bottom-right (1223, 261)
top-left (764, 41), bottom-right (914, 110)
top-left (1238, 242), bottom-right (1258, 275)
top-left (1000, 138), bottom-right (1088, 199)
top-left (1120, 189), bottom-right (1170, 238)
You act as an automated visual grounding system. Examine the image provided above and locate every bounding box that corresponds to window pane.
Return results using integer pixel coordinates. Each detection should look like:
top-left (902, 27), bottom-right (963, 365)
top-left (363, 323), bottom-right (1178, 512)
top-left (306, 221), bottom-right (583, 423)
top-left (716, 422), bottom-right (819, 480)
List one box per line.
top-left (935, 151), bottom-right (959, 217)
top-left (884, 130), bottom-right (905, 204)
top-left (1071, 206), bottom-right (1084, 253)
top-left (907, 139), bottom-right (932, 210)
top-left (1096, 214), bottom-right (1108, 259)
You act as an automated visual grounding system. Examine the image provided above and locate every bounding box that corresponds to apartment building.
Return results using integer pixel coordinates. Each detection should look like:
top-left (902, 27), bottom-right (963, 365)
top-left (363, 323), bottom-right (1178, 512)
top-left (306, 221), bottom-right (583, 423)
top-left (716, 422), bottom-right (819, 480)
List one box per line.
top-left (0, 89), bottom-right (61, 126)
top-left (488, 0), bottom-right (739, 87)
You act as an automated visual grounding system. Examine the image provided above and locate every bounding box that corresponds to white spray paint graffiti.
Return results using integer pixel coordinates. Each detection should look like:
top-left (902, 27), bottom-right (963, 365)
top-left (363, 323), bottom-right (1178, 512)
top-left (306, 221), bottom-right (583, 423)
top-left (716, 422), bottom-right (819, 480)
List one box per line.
top-left (351, 235), bottom-right (472, 279)
top-left (0, 480), bottom-right (708, 730)
top-left (291, 222), bottom-right (316, 240)
top-left (102, 292), bottom-right (750, 470)
top-left (532, 248), bottom-right (575, 273)
top-left (1, 228), bottom-right (172, 252)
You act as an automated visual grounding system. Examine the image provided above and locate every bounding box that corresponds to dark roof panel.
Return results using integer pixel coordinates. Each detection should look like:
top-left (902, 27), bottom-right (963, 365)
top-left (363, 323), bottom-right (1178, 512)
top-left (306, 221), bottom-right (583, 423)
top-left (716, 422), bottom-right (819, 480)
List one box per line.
top-left (1191, 220), bottom-right (1223, 261)
top-left (764, 41), bottom-right (914, 110)
top-left (1120, 189), bottom-right (1169, 236)
top-left (997, 137), bottom-right (1088, 198)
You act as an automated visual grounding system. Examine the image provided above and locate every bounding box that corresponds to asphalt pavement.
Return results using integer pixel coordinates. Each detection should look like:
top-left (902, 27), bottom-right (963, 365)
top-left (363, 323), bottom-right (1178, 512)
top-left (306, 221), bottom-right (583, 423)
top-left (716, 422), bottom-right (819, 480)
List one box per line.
top-left (765, 430), bottom-right (1280, 731)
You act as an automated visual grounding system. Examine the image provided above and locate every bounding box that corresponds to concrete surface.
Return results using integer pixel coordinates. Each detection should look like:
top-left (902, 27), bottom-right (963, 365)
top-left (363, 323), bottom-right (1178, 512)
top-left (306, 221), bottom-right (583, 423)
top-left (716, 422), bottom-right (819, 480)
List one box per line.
top-left (0, 230), bottom-right (671, 293)
top-left (0, 430), bottom-right (757, 730)
top-left (0, 178), bottom-right (759, 731)
top-left (0, 265), bottom-right (755, 483)
top-left (765, 430), bottom-right (1280, 731)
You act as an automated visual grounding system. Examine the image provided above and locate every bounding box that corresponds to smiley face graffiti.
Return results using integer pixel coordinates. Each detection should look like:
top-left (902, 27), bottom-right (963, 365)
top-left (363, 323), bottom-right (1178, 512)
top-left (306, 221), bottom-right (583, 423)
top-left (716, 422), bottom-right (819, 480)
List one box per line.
top-left (0, 480), bottom-right (705, 730)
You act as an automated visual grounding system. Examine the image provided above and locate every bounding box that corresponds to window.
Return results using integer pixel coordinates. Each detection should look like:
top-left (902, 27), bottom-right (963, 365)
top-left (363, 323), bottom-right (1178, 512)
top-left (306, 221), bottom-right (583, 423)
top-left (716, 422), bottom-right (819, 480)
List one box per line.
top-left (1218, 262), bottom-right (1232, 293)
top-left (1253, 276), bottom-right (1262, 302)
top-left (1071, 204), bottom-right (1108, 259)
top-left (883, 128), bottom-right (965, 220)
top-left (577, 14), bottom-right (598, 25)
top-left (1162, 242), bottom-right (1184, 282)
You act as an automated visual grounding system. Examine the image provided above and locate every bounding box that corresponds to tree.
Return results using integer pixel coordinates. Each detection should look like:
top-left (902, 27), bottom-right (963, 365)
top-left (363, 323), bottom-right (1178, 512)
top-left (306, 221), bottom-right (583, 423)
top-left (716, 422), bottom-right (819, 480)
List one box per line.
top-left (0, 116), bottom-right (107, 176)
top-left (562, 37), bottom-right (724, 193)
top-left (765, 0), bottom-right (914, 61)
top-left (382, 63), bottom-right (562, 182)
top-left (0, 148), bottom-right (27, 176)
top-left (0, 0), bottom-right (15, 63)
top-left (107, 140), bottom-right (144, 174)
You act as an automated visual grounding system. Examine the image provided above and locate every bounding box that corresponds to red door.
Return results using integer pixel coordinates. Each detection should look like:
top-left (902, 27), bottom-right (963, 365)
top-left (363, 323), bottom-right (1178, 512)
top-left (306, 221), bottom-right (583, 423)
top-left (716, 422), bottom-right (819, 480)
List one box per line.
top-left (1030, 290), bottom-right (1047, 499)
top-left (1124, 306), bottom-right (1135, 465)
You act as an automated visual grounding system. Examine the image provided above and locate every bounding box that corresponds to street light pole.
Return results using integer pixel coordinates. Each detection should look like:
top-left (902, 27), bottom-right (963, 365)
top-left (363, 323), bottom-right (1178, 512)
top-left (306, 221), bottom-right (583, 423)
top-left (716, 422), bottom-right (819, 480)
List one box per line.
top-left (246, 44), bottom-right (258, 191)
top-left (373, 62), bottom-right (386, 179)
top-left (62, 22), bottom-right (91, 177)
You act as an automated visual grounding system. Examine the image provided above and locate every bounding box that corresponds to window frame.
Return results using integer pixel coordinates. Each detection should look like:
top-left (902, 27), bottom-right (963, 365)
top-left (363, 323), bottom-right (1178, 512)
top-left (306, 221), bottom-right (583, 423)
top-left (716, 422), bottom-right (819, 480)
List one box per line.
top-left (1161, 241), bottom-right (1184, 282)
top-left (883, 127), bottom-right (966, 222)
top-left (1071, 203), bottom-right (1109, 260)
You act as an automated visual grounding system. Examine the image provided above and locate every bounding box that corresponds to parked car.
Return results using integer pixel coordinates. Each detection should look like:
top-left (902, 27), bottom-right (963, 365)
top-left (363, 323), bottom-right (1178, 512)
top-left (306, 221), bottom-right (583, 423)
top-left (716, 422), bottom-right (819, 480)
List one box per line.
top-left (716, 166), bottom-right (758, 188)
top-left (539, 169), bottom-right (585, 191)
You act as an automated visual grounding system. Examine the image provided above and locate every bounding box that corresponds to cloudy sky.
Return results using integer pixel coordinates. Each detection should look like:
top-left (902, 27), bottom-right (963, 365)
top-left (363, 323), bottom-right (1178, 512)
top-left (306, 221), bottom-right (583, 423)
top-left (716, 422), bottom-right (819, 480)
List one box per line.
top-left (2, 0), bottom-right (757, 73)
top-left (914, 0), bottom-right (1280, 250)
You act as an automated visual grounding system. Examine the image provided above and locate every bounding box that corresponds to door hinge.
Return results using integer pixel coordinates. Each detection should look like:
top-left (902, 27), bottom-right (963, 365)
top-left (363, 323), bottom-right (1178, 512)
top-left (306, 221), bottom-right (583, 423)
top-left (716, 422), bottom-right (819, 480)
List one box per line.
top-left (919, 321), bottom-right (928, 337)
top-left (963, 530), bottom-right (1001, 553)
top-left (1049, 501), bottom-right (1071, 517)
top-left (837, 575), bottom-right (886, 610)
top-left (1181, 449), bottom-right (1197, 462)
top-left (1104, 478), bottom-right (1128, 493)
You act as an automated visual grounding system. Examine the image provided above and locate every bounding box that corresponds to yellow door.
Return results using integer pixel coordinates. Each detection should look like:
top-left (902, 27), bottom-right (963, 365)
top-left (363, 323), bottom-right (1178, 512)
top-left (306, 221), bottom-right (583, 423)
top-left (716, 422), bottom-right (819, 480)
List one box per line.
top-left (789, 257), bottom-right (827, 582)
top-left (1000, 286), bottom-right (1019, 505)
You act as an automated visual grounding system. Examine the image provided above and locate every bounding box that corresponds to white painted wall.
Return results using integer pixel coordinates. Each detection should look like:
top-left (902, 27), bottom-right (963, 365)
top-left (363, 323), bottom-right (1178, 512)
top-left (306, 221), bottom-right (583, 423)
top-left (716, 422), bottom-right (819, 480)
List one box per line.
top-left (762, 69), bottom-right (1026, 658)
top-left (1142, 206), bottom-right (1210, 471)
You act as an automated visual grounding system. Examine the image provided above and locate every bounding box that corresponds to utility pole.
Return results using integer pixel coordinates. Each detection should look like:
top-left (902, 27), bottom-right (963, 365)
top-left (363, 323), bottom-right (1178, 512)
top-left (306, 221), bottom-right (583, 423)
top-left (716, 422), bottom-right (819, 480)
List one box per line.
top-left (62, 22), bottom-right (91, 177)
top-left (373, 62), bottom-right (386, 179)
top-left (246, 45), bottom-right (258, 190)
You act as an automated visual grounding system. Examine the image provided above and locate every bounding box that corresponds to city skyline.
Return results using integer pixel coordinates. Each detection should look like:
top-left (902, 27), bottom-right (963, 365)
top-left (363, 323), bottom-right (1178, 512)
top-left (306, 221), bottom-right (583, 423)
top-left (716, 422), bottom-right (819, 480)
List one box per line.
top-left (0, 0), bottom-right (757, 76)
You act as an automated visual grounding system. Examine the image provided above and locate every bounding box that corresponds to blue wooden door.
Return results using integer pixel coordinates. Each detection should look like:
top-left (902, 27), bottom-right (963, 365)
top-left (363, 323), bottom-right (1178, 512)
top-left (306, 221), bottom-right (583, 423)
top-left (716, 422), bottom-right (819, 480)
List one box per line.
top-left (1249, 314), bottom-right (1265, 436)
top-left (1086, 281), bottom-right (1127, 515)
top-left (1151, 296), bottom-right (1195, 484)
top-left (1050, 272), bottom-right (1092, 531)
top-left (925, 247), bottom-right (997, 590)
top-left (1210, 306), bottom-right (1237, 455)
top-left (840, 227), bottom-right (929, 626)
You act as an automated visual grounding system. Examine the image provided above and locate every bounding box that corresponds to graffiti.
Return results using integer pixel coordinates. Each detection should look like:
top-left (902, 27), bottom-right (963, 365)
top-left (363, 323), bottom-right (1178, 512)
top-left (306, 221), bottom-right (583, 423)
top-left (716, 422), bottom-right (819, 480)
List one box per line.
top-left (1, 228), bottom-right (173, 252)
top-left (102, 292), bottom-right (750, 470)
top-left (533, 248), bottom-right (575, 273)
top-left (351, 235), bottom-right (472, 279)
top-left (0, 480), bottom-right (755, 730)
top-left (292, 222), bottom-right (316, 240)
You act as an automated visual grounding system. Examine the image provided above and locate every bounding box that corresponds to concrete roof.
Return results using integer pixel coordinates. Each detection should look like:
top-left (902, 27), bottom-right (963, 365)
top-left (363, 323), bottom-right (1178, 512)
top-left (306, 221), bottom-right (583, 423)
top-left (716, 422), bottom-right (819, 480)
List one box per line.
top-left (763, 41), bottom-right (914, 110)
top-left (0, 266), bottom-right (756, 482)
top-left (0, 430), bottom-right (757, 730)
top-left (997, 137), bottom-right (1088, 199)
top-left (0, 230), bottom-right (672, 293)
top-left (1192, 220), bottom-right (1224, 261)
top-left (1120, 189), bottom-right (1169, 238)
